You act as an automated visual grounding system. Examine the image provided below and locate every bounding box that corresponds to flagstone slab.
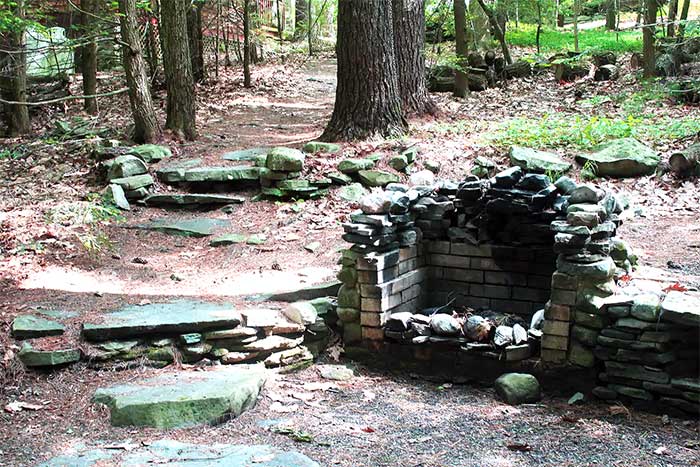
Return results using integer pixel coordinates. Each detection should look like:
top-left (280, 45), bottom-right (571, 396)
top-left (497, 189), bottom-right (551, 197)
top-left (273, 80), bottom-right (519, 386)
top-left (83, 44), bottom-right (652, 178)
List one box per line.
top-left (12, 314), bottom-right (65, 339)
top-left (130, 218), bottom-right (229, 237)
top-left (82, 300), bottom-right (241, 341)
top-left (36, 440), bottom-right (320, 467)
top-left (222, 147), bottom-right (271, 161)
top-left (144, 194), bottom-right (245, 207)
top-left (92, 367), bottom-right (266, 428)
top-left (19, 343), bottom-right (80, 367)
top-left (157, 166), bottom-right (261, 183)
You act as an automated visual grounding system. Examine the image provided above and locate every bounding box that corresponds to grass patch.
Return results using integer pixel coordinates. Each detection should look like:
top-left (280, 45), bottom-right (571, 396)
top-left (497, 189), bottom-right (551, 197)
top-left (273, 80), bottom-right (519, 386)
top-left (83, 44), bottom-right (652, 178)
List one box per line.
top-left (508, 24), bottom-right (642, 53)
top-left (487, 113), bottom-right (700, 150)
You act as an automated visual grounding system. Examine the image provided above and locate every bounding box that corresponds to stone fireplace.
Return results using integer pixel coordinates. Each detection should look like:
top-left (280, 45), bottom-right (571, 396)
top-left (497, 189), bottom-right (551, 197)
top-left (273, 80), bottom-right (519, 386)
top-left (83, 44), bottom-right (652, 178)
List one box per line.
top-left (335, 167), bottom-right (700, 416)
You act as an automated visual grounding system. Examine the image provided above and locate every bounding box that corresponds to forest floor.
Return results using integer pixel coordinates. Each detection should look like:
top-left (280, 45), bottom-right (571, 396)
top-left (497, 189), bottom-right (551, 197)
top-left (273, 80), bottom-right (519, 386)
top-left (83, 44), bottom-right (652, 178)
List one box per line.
top-left (1, 53), bottom-right (699, 466)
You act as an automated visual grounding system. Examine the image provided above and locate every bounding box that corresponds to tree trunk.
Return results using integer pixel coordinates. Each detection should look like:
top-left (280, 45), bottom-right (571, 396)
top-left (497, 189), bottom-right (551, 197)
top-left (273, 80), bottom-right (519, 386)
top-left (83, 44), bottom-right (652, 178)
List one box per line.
top-left (321, 0), bottom-right (406, 141)
top-left (81, 0), bottom-right (98, 114)
top-left (667, 0), bottom-right (678, 37)
top-left (643, 0), bottom-right (657, 78)
top-left (669, 143), bottom-right (700, 176)
top-left (392, 0), bottom-right (436, 113)
top-left (453, 0), bottom-right (469, 98)
top-left (187, 1), bottom-right (205, 83)
top-left (677, 0), bottom-right (690, 38)
top-left (307, 0), bottom-right (313, 55)
top-left (0, 0), bottom-right (31, 136)
top-left (536, 0), bottom-right (542, 53)
top-left (161, 0), bottom-right (197, 140)
top-left (295, 0), bottom-right (307, 39)
top-left (243, 0), bottom-right (252, 87)
top-left (573, 0), bottom-right (580, 52)
top-left (475, 0), bottom-right (512, 64)
top-left (605, 0), bottom-right (617, 30)
top-left (118, 0), bottom-right (160, 143)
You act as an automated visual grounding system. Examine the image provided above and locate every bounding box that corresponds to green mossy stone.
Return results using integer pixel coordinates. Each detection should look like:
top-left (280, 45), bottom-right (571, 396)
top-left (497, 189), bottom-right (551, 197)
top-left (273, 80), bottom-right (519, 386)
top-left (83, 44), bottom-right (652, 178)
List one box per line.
top-left (222, 147), bottom-right (271, 162)
top-left (266, 147), bottom-right (305, 172)
top-left (338, 183), bottom-right (368, 202)
top-left (246, 234), bottom-right (267, 245)
top-left (108, 155), bottom-right (148, 180)
top-left (337, 307), bottom-right (360, 323)
top-left (337, 285), bottom-right (360, 308)
top-left (110, 174), bottom-right (154, 191)
top-left (127, 144), bottom-right (172, 163)
top-left (210, 233), bottom-right (249, 247)
top-left (327, 171), bottom-right (353, 185)
top-left (576, 138), bottom-right (660, 178)
top-left (303, 141), bottom-right (341, 154)
top-left (338, 158), bottom-right (374, 174)
top-left (92, 367), bottom-right (266, 428)
top-left (11, 314), bottom-right (65, 339)
top-left (494, 373), bottom-right (542, 405)
top-left (510, 146), bottom-right (572, 173)
top-left (389, 155), bottom-right (409, 171)
top-left (18, 343), bottom-right (80, 367)
top-left (134, 218), bottom-right (229, 237)
top-left (337, 266), bottom-right (358, 286)
top-left (357, 170), bottom-right (400, 188)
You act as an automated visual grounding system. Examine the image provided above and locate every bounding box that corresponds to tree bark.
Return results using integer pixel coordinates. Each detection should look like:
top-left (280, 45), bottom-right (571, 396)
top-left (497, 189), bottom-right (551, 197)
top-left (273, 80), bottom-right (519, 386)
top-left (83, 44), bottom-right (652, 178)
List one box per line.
top-left (80, 0), bottom-right (98, 114)
top-left (0, 0), bottom-right (30, 136)
top-left (161, 0), bottom-right (197, 140)
top-left (392, 0), bottom-right (436, 113)
top-left (643, 0), bottom-right (657, 78)
top-left (119, 0), bottom-right (160, 143)
top-left (677, 0), bottom-right (690, 38)
top-left (667, 0), bottom-right (678, 37)
top-left (187, 0), bottom-right (205, 82)
top-left (321, 0), bottom-right (406, 141)
top-left (605, 0), bottom-right (617, 30)
top-left (573, 0), bottom-right (580, 52)
top-left (243, 0), bottom-right (252, 87)
top-left (453, 0), bottom-right (469, 98)
top-left (475, 0), bottom-right (512, 64)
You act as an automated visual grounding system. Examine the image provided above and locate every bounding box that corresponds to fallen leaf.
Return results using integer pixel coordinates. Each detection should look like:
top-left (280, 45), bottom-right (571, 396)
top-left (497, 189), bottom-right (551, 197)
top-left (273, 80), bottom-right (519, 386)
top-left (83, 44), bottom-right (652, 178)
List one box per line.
top-left (361, 426), bottom-right (376, 433)
top-left (269, 402), bottom-right (298, 413)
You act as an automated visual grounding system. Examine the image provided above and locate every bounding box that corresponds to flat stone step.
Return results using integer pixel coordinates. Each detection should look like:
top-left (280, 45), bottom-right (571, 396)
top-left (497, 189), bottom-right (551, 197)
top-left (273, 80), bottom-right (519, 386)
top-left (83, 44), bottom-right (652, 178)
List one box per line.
top-left (92, 366), bottom-right (266, 428)
top-left (157, 165), bottom-right (261, 183)
top-left (222, 146), bottom-right (271, 161)
top-left (128, 218), bottom-right (229, 237)
top-left (11, 314), bottom-right (65, 339)
top-left (36, 440), bottom-right (320, 466)
top-left (82, 300), bottom-right (241, 341)
top-left (18, 343), bottom-right (80, 367)
top-left (143, 193), bottom-right (245, 207)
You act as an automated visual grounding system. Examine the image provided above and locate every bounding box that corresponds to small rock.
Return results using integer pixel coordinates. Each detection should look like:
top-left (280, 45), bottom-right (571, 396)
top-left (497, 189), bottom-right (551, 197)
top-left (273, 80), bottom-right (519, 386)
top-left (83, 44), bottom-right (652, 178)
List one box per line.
top-left (430, 314), bottom-right (461, 336)
top-left (319, 365), bottom-right (354, 381)
top-left (360, 191), bottom-right (392, 214)
top-left (283, 301), bottom-right (318, 325)
top-left (304, 242), bottom-right (321, 253)
top-left (410, 170), bottom-right (435, 187)
top-left (568, 392), bottom-right (585, 405)
top-left (389, 154), bottom-right (409, 171)
top-left (424, 160), bottom-right (441, 174)
top-left (494, 373), bottom-right (542, 405)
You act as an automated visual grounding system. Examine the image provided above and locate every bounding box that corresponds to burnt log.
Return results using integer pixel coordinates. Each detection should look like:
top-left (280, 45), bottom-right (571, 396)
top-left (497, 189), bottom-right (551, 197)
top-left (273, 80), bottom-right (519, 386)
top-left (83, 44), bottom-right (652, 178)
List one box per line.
top-left (468, 73), bottom-right (488, 91)
top-left (503, 60), bottom-right (532, 79)
top-left (592, 51), bottom-right (617, 67)
top-left (554, 62), bottom-right (589, 82)
top-left (669, 143), bottom-right (700, 177)
top-left (467, 51), bottom-right (486, 69)
top-left (594, 64), bottom-right (619, 81)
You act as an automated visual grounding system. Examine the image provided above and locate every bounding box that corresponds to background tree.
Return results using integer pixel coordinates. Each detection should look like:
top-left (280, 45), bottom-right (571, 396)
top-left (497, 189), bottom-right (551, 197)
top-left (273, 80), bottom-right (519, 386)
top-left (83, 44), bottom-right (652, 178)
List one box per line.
top-left (118, 0), bottom-right (160, 142)
top-left (0, 0), bottom-right (31, 135)
top-left (475, 0), bottom-right (512, 64)
top-left (393, 0), bottom-right (436, 114)
top-left (605, 0), bottom-right (616, 30)
top-left (322, 0), bottom-right (406, 141)
top-left (677, 0), bottom-right (690, 38)
top-left (80, 0), bottom-right (98, 114)
top-left (666, 0), bottom-right (678, 37)
top-left (160, 0), bottom-right (197, 140)
top-left (642, 0), bottom-right (657, 78)
top-left (187, 0), bottom-right (206, 82)
top-left (453, 0), bottom-right (469, 98)
top-left (243, 0), bottom-right (252, 87)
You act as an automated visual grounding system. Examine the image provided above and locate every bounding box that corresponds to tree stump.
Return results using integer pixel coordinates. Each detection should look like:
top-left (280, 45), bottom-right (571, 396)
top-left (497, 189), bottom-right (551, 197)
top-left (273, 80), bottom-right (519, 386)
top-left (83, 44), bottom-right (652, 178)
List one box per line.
top-left (669, 143), bottom-right (700, 177)
top-left (594, 64), bottom-right (619, 81)
top-left (554, 62), bottom-right (589, 82)
top-left (592, 51), bottom-right (617, 67)
top-left (504, 60), bottom-right (532, 79)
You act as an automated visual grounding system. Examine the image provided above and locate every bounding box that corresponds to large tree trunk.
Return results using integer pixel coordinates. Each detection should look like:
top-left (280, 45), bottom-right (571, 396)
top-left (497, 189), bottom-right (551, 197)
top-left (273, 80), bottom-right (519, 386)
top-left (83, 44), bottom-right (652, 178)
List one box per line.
top-left (453, 0), bottom-right (469, 98)
top-left (605, 0), bottom-right (617, 30)
top-left (392, 0), bottom-right (436, 113)
top-left (475, 0), bottom-right (512, 64)
top-left (119, 0), bottom-right (161, 143)
top-left (243, 0), bottom-right (252, 87)
top-left (677, 0), bottom-right (690, 38)
top-left (321, 0), bottom-right (406, 141)
top-left (161, 0), bottom-right (197, 140)
top-left (1, 0), bottom-right (30, 136)
top-left (643, 0), bottom-right (657, 78)
top-left (295, 0), bottom-right (307, 39)
top-left (187, 1), bottom-right (205, 82)
top-left (81, 0), bottom-right (98, 114)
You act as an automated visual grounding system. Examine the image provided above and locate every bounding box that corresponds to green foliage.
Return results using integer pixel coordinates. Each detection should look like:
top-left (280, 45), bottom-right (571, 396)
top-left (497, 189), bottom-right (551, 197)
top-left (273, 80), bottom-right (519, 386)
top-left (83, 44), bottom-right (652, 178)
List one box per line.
top-left (508, 25), bottom-right (642, 53)
top-left (0, 148), bottom-right (23, 160)
top-left (580, 160), bottom-right (598, 181)
top-left (488, 113), bottom-right (700, 150)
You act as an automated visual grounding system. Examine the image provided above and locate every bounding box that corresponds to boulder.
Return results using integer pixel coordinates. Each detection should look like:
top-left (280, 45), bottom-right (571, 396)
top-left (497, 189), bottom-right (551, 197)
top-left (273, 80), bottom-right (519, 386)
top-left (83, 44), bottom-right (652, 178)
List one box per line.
top-left (409, 170), bottom-right (435, 187)
top-left (360, 191), bottom-right (392, 214)
top-left (389, 155), bottom-right (409, 171)
top-left (127, 144), bottom-right (172, 163)
top-left (93, 366), bottom-right (266, 428)
top-left (338, 183), bottom-right (368, 203)
top-left (338, 158), bottom-right (374, 174)
top-left (104, 184), bottom-right (130, 210)
top-left (358, 170), bottom-right (400, 188)
top-left (575, 138), bottom-right (660, 177)
top-left (11, 314), bottom-right (64, 339)
top-left (109, 174), bottom-right (154, 191)
top-left (108, 155), bottom-right (148, 180)
top-left (303, 141), bottom-right (341, 154)
top-left (283, 301), bottom-right (318, 325)
top-left (18, 343), bottom-right (80, 367)
top-left (266, 147), bottom-right (305, 172)
top-left (494, 373), bottom-right (542, 405)
top-left (510, 146), bottom-right (572, 173)
top-left (319, 365), bottom-right (354, 381)
top-left (430, 314), bottom-right (461, 336)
